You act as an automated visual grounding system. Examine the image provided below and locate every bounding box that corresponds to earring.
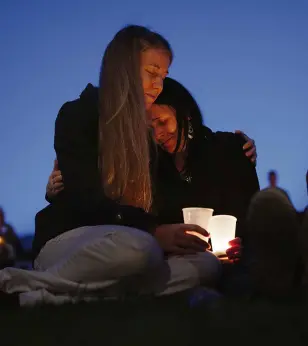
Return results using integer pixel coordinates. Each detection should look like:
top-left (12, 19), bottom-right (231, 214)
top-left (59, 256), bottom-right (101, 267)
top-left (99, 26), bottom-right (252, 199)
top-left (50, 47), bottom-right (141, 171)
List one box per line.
top-left (188, 119), bottom-right (194, 139)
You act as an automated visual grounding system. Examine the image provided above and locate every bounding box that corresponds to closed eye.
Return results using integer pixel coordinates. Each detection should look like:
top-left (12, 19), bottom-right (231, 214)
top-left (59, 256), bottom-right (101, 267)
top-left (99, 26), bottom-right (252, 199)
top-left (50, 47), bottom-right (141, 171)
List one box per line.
top-left (146, 68), bottom-right (167, 80)
top-left (146, 69), bottom-right (156, 76)
top-left (152, 118), bottom-right (168, 126)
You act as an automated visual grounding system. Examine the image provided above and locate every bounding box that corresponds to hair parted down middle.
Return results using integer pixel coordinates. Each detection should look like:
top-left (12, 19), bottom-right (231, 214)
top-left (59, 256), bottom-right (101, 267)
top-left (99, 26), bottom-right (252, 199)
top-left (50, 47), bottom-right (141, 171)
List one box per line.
top-left (98, 25), bottom-right (172, 211)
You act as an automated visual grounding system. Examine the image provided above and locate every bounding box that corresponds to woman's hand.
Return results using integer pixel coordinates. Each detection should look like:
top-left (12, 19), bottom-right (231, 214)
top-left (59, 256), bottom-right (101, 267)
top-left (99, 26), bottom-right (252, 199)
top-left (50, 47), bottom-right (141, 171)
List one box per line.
top-left (154, 224), bottom-right (210, 255)
top-left (226, 237), bottom-right (242, 262)
top-left (46, 159), bottom-right (64, 200)
top-left (235, 130), bottom-right (257, 165)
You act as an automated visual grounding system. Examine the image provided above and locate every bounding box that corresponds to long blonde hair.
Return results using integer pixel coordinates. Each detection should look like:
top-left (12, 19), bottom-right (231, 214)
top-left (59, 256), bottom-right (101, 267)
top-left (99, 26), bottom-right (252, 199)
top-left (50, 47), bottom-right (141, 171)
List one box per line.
top-left (98, 25), bottom-right (172, 211)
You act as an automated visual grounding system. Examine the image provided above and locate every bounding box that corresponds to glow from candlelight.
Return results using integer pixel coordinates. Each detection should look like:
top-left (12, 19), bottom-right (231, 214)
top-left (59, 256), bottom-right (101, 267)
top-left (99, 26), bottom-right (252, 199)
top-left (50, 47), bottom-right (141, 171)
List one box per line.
top-left (185, 230), bottom-right (209, 243)
top-left (208, 215), bottom-right (237, 256)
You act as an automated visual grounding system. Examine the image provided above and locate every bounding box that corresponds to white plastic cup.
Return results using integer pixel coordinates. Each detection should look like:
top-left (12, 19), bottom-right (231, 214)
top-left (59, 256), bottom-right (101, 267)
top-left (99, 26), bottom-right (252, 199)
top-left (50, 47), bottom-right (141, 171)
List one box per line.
top-left (208, 215), bottom-right (237, 256)
top-left (182, 208), bottom-right (214, 242)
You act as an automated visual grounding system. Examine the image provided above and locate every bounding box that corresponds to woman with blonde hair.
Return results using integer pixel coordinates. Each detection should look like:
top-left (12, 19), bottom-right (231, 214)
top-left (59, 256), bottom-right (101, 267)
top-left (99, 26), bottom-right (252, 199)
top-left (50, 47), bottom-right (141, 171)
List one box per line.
top-left (1, 25), bottom-right (222, 306)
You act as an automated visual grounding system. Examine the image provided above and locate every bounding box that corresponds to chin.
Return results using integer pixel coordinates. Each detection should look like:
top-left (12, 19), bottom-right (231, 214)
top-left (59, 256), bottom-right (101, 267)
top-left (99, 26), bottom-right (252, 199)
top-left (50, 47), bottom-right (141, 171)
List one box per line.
top-left (145, 98), bottom-right (154, 110)
top-left (163, 145), bottom-right (175, 154)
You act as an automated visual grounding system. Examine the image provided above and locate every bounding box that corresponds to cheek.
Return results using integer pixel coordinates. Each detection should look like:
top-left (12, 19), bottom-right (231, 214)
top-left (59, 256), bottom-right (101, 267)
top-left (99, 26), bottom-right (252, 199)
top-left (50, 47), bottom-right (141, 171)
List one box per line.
top-left (167, 118), bottom-right (177, 134)
top-left (140, 72), bottom-right (151, 91)
top-left (153, 125), bottom-right (166, 140)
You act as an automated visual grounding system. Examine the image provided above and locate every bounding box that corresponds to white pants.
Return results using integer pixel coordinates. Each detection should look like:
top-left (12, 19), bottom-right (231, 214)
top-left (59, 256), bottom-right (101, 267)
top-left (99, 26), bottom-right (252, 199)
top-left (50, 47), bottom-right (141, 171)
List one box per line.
top-left (0, 225), bottom-right (221, 306)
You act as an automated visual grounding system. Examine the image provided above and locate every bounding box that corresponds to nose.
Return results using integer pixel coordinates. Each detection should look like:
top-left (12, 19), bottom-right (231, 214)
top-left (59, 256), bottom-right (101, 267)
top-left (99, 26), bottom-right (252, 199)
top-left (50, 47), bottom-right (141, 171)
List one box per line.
top-left (153, 76), bottom-right (163, 94)
top-left (153, 125), bottom-right (165, 143)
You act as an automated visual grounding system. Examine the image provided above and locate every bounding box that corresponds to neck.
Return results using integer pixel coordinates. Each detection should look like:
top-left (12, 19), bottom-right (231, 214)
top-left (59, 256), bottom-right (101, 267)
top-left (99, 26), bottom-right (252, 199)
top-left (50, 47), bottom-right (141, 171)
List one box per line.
top-left (174, 148), bottom-right (188, 172)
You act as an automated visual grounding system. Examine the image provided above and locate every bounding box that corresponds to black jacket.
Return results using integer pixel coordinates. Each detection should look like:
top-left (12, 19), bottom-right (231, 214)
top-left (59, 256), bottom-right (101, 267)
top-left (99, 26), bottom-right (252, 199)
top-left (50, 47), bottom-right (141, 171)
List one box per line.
top-left (153, 127), bottom-right (260, 238)
top-left (33, 84), bottom-right (158, 259)
top-left (33, 84), bottom-right (259, 258)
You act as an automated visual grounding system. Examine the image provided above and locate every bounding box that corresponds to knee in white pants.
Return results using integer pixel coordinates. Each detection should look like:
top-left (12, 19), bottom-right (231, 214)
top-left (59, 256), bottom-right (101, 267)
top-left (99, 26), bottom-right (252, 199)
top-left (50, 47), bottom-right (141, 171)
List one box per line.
top-left (35, 226), bottom-right (164, 286)
top-left (193, 251), bottom-right (222, 286)
top-left (162, 251), bottom-right (222, 295)
top-left (107, 227), bottom-right (164, 277)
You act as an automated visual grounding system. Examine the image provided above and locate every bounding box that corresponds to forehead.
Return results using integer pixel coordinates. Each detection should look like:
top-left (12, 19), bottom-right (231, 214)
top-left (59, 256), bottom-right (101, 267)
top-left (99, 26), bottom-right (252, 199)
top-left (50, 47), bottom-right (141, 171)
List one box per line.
top-left (141, 49), bottom-right (170, 72)
top-left (150, 104), bottom-right (175, 119)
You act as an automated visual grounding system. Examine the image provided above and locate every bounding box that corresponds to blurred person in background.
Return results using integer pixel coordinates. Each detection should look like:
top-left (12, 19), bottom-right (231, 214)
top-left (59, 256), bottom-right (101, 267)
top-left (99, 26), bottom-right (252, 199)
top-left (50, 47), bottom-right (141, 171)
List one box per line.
top-left (268, 170), bottom-right (278, 188)
top-left (0, 207), bottom-right (24, 268)
top-left (268, 170), bottom-right (290, 200)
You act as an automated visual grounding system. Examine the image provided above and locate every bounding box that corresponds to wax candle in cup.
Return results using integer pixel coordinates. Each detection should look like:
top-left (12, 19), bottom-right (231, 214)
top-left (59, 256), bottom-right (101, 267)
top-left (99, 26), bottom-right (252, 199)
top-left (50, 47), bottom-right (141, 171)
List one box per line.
top-left (208, 215), bottom-right (237, 257)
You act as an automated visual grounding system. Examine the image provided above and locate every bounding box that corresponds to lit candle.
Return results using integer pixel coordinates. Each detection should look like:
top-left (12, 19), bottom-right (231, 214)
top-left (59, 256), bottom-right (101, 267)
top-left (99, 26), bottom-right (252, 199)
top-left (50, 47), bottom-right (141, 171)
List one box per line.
top-left (208, 215), bottom-right (237, 256)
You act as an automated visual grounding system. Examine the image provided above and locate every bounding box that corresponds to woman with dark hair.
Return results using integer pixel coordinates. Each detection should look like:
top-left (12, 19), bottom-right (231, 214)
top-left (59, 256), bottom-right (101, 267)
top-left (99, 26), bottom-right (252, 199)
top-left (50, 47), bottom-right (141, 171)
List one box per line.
top-left (150, 77), bottom-right (259, 238)
top-left (150, 78), bottom-right (301, 299)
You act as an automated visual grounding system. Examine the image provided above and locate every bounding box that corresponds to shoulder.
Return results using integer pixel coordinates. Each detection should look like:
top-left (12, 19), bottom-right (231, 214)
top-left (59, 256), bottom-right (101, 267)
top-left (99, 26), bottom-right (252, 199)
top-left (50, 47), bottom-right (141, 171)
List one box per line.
top-left (55, 100), bottom-right (89, 147)
top-left (55, 100), bottom-right (80, 131)
top-left (198, 126), bottom-right (242, 146)
top-left (56, 84), bottom-right (99, 129)
top-left (55, 86), bottom-right (99, 143)
top-left (201, 126), bottom-right (214, 138)
top-left (56, 101), bottom-right (97, 131)
top-left (209, 131), bottom-right (252, 173)
top-left (196, 128), bottom-right (245, 156)
top-left (57, 99), bottom-right (83, 120)
top-left (213, 131), bottom-right (245, 152)
top-left (213, 130), bottom-right (238, 141)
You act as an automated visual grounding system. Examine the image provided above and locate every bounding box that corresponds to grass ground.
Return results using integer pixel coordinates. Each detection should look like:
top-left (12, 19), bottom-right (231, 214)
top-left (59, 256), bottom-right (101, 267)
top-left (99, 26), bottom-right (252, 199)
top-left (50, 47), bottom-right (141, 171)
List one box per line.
top-left (1, 297), bottom-right (307, 346)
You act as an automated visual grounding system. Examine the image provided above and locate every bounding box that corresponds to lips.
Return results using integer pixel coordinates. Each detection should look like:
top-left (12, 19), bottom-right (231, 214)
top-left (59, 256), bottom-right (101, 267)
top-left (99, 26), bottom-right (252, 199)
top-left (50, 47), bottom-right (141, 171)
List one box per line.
top-left (161, 136), bottom-right (175, 150)
top-left (145, 93), bottom-right (157, 101)
top-left (162, 137), bottom-right (172, 146)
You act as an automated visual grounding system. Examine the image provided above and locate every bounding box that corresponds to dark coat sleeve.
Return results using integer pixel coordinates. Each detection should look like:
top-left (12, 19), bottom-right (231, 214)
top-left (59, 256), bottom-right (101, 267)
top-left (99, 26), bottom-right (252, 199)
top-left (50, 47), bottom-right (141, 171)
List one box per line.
top-left (214, 132), bottom-right (260, 238)
top-left (54, 101), bottom-right (158, 233)
top-left (45, 193), bottom-right (52, 203)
